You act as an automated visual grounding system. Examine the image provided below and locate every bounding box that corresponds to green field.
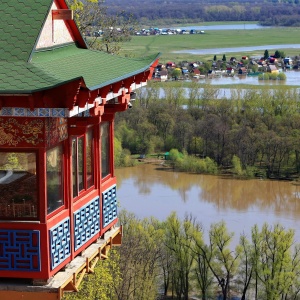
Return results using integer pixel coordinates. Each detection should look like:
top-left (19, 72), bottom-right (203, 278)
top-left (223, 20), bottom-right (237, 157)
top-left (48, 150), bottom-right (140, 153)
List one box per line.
top-left (119, 26), bottom-right (300, 63)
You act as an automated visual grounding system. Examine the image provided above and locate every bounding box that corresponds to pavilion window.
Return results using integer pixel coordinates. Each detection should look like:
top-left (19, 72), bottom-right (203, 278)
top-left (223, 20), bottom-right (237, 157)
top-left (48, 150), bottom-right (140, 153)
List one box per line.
top-left (46, 145), bottom-right (64, 214)
top-left (86, 129), bottom-right (94, 188)
top-left (72, 128), bottom-right (94, 198)
top-left (0, 151), bottom-right (38, 219)
top-left (101, 122), bottom-right (111, 179)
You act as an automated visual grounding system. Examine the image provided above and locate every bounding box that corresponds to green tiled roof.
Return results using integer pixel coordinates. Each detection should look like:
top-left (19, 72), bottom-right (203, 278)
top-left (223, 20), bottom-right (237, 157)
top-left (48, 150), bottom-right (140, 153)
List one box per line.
top-left (0, 0), bottom-right (160, 94)
top-left (0, 44), bottom-right (159, 93)
top-left (0, 61), bottom-right (65, 93)
top-left (32, 44), bottom-right (159, 90)
top-left (0, 0), bottom-right (52, 62)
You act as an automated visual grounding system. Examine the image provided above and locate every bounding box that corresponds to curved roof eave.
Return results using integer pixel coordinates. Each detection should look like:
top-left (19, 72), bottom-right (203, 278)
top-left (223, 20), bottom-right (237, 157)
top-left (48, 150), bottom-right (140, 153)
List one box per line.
top-left (88, 54), bottom-right (161, 91)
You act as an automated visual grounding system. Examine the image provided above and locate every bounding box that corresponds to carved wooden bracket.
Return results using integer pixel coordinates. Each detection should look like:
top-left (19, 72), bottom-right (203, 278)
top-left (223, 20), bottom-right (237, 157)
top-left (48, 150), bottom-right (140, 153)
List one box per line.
top-left (89, 101), bottom-right (104, 117)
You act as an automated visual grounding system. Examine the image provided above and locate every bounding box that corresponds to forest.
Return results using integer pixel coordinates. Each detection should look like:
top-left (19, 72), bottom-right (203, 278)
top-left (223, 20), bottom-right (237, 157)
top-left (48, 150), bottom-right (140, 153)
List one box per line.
top-left (107, 0), bottom-right (300, 26)
top-left (114, 83), bottom-right (300, 180)
top-left (63, 210), bottom-right (300, 300)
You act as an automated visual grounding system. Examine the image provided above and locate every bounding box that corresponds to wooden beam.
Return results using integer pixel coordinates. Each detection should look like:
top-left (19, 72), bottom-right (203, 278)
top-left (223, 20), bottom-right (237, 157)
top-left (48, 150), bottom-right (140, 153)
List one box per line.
top-left (0, 291), bottom-right (58, 300)
top-left (52, 9), bottom-right (73, 20)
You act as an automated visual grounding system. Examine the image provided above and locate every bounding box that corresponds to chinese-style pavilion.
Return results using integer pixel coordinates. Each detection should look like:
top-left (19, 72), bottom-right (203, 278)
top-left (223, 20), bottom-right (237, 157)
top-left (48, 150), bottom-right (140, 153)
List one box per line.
top-left (0, 0), bottom-right (159, 298)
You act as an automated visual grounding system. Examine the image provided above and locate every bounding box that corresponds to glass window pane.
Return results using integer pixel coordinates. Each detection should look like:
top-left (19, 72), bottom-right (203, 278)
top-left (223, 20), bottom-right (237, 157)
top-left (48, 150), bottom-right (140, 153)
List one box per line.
top-left (72, 138), bottom-right (78, 198)
top-left (0, 152), bottom-right (37, 219)
top-left (47, 145), bottom-right (64, 214)
top-left (101, 122), bottom-right (110, 178)
top-left (86, 129), bottom-right (94, 188)
top-left (78, 137), bottom-right (84, 191)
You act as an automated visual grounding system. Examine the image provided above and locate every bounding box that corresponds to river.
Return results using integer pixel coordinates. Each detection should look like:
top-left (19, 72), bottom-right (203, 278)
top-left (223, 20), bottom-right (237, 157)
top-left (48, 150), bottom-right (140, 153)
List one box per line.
top-left (115, 163), bottom-right (300, 245)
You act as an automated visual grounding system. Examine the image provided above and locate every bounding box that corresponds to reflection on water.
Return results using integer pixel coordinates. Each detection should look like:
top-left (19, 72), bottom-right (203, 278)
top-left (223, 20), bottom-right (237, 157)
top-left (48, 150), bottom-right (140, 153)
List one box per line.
top-left (205, 71), bottom-right (300, 86)
top-left (116, 163), bottom-right (300, 243)
top-left (153, 71), bottom-right (300, 100)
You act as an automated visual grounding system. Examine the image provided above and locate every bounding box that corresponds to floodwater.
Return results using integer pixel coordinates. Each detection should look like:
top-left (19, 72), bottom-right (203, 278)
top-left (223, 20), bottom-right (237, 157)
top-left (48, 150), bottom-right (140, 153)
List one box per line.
top-left (175, 24), bottom-right (269, 31)
top-left (115, 163), bottom-right (300, 245)
top-left (174, 44), bottom-right (300, 55)
top-left (204, 70), bottom-right (300, 86)
top-left (153, 71), bottom-right (300, 100)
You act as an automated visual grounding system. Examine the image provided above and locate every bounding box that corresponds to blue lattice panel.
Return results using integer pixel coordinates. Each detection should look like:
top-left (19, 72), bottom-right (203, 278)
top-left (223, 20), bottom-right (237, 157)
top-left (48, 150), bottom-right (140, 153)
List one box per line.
top-left (74, 197), bottom-right (100, 251)
top-left (102, 185), bottom-right (117, 228)
top-left (49, 217), bottom-right (71, 270)
top-left (0, 230), bottom-right (40, 271)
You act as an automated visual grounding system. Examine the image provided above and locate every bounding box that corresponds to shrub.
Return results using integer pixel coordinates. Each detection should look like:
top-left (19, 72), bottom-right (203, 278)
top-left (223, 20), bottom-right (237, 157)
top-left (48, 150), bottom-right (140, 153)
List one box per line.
top-left (232, 155), bottom-right (243, 176)
top-left (278, 72), bottom-right (287, 80)
top-left (205, 157), bottom-right (218, 174)
top-left (269, 73), bottom-right (278, 80)
top-left (168, 149), bottom-right (218, 174)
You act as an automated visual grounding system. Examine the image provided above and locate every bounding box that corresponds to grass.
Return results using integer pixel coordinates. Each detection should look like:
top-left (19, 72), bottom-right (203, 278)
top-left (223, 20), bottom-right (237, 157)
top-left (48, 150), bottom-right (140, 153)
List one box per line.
top-left (119, 26), bottom-right (300, 63)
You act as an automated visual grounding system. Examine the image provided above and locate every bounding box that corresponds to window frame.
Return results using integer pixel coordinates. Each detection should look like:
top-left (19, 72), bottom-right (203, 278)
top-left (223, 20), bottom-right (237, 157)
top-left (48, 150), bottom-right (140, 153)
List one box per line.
top-left (72, 128), bottom-right (95, 200)
top-left (46, 144), bottom-right (65, 217)
top-left (0, 149), bottom-right (39, 221)
top-left (100, 121), bottom-right (112, 182)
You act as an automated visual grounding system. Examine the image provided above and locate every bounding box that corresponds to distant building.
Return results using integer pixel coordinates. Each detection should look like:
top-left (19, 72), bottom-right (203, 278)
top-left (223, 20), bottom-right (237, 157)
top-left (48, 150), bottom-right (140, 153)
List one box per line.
top-left (267, 65), bottom-right (279, 74)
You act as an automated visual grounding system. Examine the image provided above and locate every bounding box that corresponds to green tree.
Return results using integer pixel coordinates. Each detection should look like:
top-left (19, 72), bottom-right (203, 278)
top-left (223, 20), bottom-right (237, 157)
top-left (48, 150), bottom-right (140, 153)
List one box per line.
top-left (274, 50), bottom-right (280, 58)
top-left (114, 119), bottom-right (139, 154)
top-left (187, 81), bottom-right (202, 108)
top-left (137, 81), bottom-right (160, 109)
top-left (171, 68), bottom-right (182, 80)
top-left (191, 224), bottom-right (215, 300)
top-left (222, 54), bottom-right (227, 62)
top-left (135, 119), bottom-right (157, 154)
top-left (264, 49), bottom-right (269, 59)
top-left (213, 55), bottom-right (217, 61)
top-left (235, 234), bottom-right (255, 300)
top-left (67, 0), bottom-right (135, 54)
top-left (173, 112), bottom-right (194, 150)
top-left (117, 211), bottom-right (161, 300)
top-left (164, 212), bottom-right (196, 300)
top-left (62, 250), bottom-right (121, 300)
top-left (156, 112), bottom-right (175, 149)
top-left (114, 137), bottom-right (136, 167)
top-left (255, 223), bottom-right (296, 300)
top-left (232, 155), bottom-right (243, 176)
top-left (208, 221), bottom-right (239, 300)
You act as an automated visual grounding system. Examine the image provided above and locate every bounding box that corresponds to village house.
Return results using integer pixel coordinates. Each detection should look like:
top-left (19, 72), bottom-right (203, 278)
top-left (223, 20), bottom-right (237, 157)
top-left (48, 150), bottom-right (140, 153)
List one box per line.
top-left (226, 67), bottom-right (235, 76)
top-left (192, 68), bottom-right (201, 78)
top-left (267, 64), bottom-right (279, 73)
top-left (238, 67), bottom-right (247, 75)
top-left (160, 69), bottom-right (169, 81)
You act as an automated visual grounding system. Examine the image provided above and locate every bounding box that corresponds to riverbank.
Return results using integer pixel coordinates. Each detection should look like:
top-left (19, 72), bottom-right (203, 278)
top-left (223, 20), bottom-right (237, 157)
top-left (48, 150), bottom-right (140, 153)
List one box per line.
top-left (133, 154), bottom-right (300, 182)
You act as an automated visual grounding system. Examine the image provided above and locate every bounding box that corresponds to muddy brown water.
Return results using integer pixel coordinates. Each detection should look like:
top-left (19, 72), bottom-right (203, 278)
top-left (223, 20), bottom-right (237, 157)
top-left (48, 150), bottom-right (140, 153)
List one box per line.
top-left (115, 163), bottom-right (300, 244)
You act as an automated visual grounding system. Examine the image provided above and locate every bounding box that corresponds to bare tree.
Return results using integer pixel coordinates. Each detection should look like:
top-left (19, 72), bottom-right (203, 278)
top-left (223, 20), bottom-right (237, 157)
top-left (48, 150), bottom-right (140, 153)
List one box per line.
top-left (67, 0), bottom-right (136, 54)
